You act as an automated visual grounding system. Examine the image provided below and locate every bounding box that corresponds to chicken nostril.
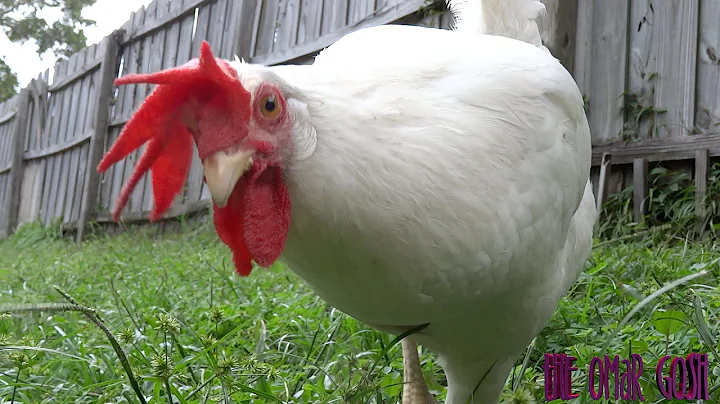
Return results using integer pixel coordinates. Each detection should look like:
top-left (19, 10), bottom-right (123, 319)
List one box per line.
top-left (223, 145), bottom-right (240, 155)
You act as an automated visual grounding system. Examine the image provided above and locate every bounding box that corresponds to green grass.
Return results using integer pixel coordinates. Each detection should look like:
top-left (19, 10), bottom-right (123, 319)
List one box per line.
top-left (0, 213), bottom-right (718, 403)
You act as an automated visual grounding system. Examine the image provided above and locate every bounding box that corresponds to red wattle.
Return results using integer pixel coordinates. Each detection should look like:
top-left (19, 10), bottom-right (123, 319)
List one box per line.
top-left (242, 165), bottom-right (291, 268)
top-left (211, 165), bottom-right (290, 276)
top-left (213, 183), bottom-right (253, 276)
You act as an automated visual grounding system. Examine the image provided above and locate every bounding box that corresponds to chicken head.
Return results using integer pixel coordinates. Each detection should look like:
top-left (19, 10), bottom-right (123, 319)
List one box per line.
top-left (97, 42), bottom-right (292, 276)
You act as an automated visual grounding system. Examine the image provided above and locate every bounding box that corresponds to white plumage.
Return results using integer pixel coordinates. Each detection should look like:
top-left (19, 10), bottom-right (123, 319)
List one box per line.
top-left (218, 2), bottom-right (597, 401)
top-left (234, 1), bottom-right (597, 402)
top-left (106, 0), bottom-right (597, 402)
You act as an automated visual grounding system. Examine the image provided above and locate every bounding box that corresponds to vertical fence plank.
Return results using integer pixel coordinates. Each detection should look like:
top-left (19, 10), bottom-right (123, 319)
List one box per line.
top-left (248, 1), bottom-right (265, 59)
top-left (131, 0), bottom-right (159, 215)
top-left (23, 79), bottom-right (48, 224)
top-left (628, 0), bottom-right (656, 142)
top-left (235, 0), bottom-right (261, 60)
top-left (652, 0), bottom-right (699, 138)
top-left (5, 89), bottom-right (30, 236)
top-left (54, 53), bottom-right (81, 222)
top-left (40, 62), bottom-right (65, 224)
top-left (141, 0), bottom-right (170, 213)
top-left (106, 12), bottom-right (138, 216)
top-left (64, 50), bottom-right (91, 223)
top-left (185, 1), bottom-right (213, 204)
top-left (585, 0), bottom-right (628, 144)
top-left (221, 0), bottom-right (242, 59)
top-left (213, 0), bottom-right (236, 60)
top-left (573, 0), bottom-right (593, 97)
top-left (596, 152), bottom-right (612, 212)
top-left (118, 6), bottom-right (149, 216)
top-left (696, 0), bottom-right (720, 135)
top-left (276, 0), bottom-right (301, 52)
top-left (538, 0), bottom-right (578, 74)
top-left (207, 0), bottom-right (230, 58)
top-left (348, 0), bottom-right (373, 25)
top-left (332, 0), bottom-right (348, 31)
top-left (255, 0), bottom-right (281, 57)
top-left (176, 0), bottom-right (196, 64)
top-left (76, 31), bottom-right (121, 242)
top-left (630, 0), bottom-right (699, 140)
top-left (694, 148), bottom-right (709, 232)
top-left (298, 0), bottom-right (323, 44)
top-left (320, 0), bottom-right (334, 35)
top-left (72, 45), bottom-right (99, 224)
top-left (632, 157), bottom-right (647, 223)
top-left (17, 81), bottom-right (37, 226)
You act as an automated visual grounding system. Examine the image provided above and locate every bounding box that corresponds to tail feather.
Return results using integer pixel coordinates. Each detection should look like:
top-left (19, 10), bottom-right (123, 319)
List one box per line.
top-left (447, 0), bottom-right (547, 49)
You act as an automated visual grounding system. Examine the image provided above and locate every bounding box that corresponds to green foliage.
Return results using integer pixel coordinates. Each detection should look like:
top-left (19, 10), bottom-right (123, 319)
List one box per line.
top-left (0, 204), bottom-right (718, 402)
top-left (0, 0), bottom-right (97, 101)
top-left (0, 57), bottom-right (19, 101)
top-left (618, 72), bottom-right (667, 142)
top-left (1, 0), bottom-right (96, 57)
top-left (597, 162), bottom-right (720, 240)
top-left (0, 221), bottom-right (439, 403)
top-left (652, 310), bottom-right (685, 336)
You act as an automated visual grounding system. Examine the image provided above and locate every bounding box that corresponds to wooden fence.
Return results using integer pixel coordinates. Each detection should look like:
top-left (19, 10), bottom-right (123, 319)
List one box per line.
top-left (0, 94), bottom-right (21, 238)
top-left (0, 0), bottom-right (716, 240)
top-left (577, 0), bottom-right (717, 221)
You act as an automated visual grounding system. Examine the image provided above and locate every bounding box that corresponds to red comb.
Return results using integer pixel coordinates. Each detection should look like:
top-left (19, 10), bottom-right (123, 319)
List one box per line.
top-left (98, 41), bottom-right (250, 222)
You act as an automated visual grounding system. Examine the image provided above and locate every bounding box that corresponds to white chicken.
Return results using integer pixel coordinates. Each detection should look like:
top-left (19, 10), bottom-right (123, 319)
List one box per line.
top-left (98, 0), bottom-right (597, 402)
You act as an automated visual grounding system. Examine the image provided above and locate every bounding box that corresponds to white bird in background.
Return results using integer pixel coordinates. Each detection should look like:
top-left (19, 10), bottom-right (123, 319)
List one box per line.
top-left (98, 0), bottom-right (598, 402)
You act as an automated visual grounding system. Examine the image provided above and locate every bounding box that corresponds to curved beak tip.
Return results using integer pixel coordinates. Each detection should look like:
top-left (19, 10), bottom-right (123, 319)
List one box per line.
top-left (202, 149), bottom-right (254, 207)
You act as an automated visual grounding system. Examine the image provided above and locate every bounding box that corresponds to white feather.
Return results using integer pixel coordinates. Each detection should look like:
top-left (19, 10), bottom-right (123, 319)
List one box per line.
top-left (447, 0), bottom-right (548, 50)
top-left (227, 3), bottom-right (595, 403)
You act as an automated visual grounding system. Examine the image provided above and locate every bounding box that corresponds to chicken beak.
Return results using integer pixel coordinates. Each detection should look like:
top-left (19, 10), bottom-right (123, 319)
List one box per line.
top-left (202, 149), bottom-right (254, 208)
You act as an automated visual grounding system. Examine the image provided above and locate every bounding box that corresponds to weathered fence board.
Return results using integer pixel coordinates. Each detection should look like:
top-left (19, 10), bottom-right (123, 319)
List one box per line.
top-left (97, 0), bottom-right (240, 222)
top-left (0, 96), bottom-right (16, 171)
top-left (40, 61), bottom-right (64, 225)
top-left (330, 0), bottom-right (349, 32)
top-left (18, 78), bottom-right (48, 225)
top-left (577, 0), bottom-right (629, 145)
top-left (0, 95), bottom-right (19, 236)
top-left (276, 0), bottom-right (301, 52)
top-left (76, 34), bottom-right (121, 241)
top-left (298, 0), bottom-right (323, 44)
top-left (64, 49), bottom-right (91, 224)
top-left (132, 1), bottom-right (157, 215)
top-left (538, 0), bottom-right (577, 73)
top-left (53, 51), bottom-right (80, 222)
top-left (13, 36), bottom-right (110, 234)
top-left (651, 1), bottom-right (698, 139)
top-left (99, 13), bottom-right (137, 220)
top-left (250, 0), bottom-right (443, 66)
top-left (118, 0), bottom-right (211, 45)
top-left (696, 0), bottom-right (720, 136)
top-left (1, 0), bottom-right (719, 239)
top-left (254, 0), bottom-right (282, 58)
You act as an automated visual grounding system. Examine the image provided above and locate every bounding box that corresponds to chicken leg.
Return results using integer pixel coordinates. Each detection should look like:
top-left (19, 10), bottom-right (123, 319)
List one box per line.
top-left (401, 339), bottom-right (436, 404)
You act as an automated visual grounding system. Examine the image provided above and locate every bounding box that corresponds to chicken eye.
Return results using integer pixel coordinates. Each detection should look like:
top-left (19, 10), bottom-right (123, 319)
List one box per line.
top-left (260, 94), bottom-right (281, 119)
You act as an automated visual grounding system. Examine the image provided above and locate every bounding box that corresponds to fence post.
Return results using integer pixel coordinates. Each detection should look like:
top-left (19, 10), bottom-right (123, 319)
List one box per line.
top-left (694, 148), bottom-right (709, 234)
top-left (632, 157), bottom-right (648, 223)
top-left (76, 31), bottom-right (121, 242)
top-left (595, 152), bottom-right (612, 214)
top-left (4, 88), bottom-right (30, 236)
